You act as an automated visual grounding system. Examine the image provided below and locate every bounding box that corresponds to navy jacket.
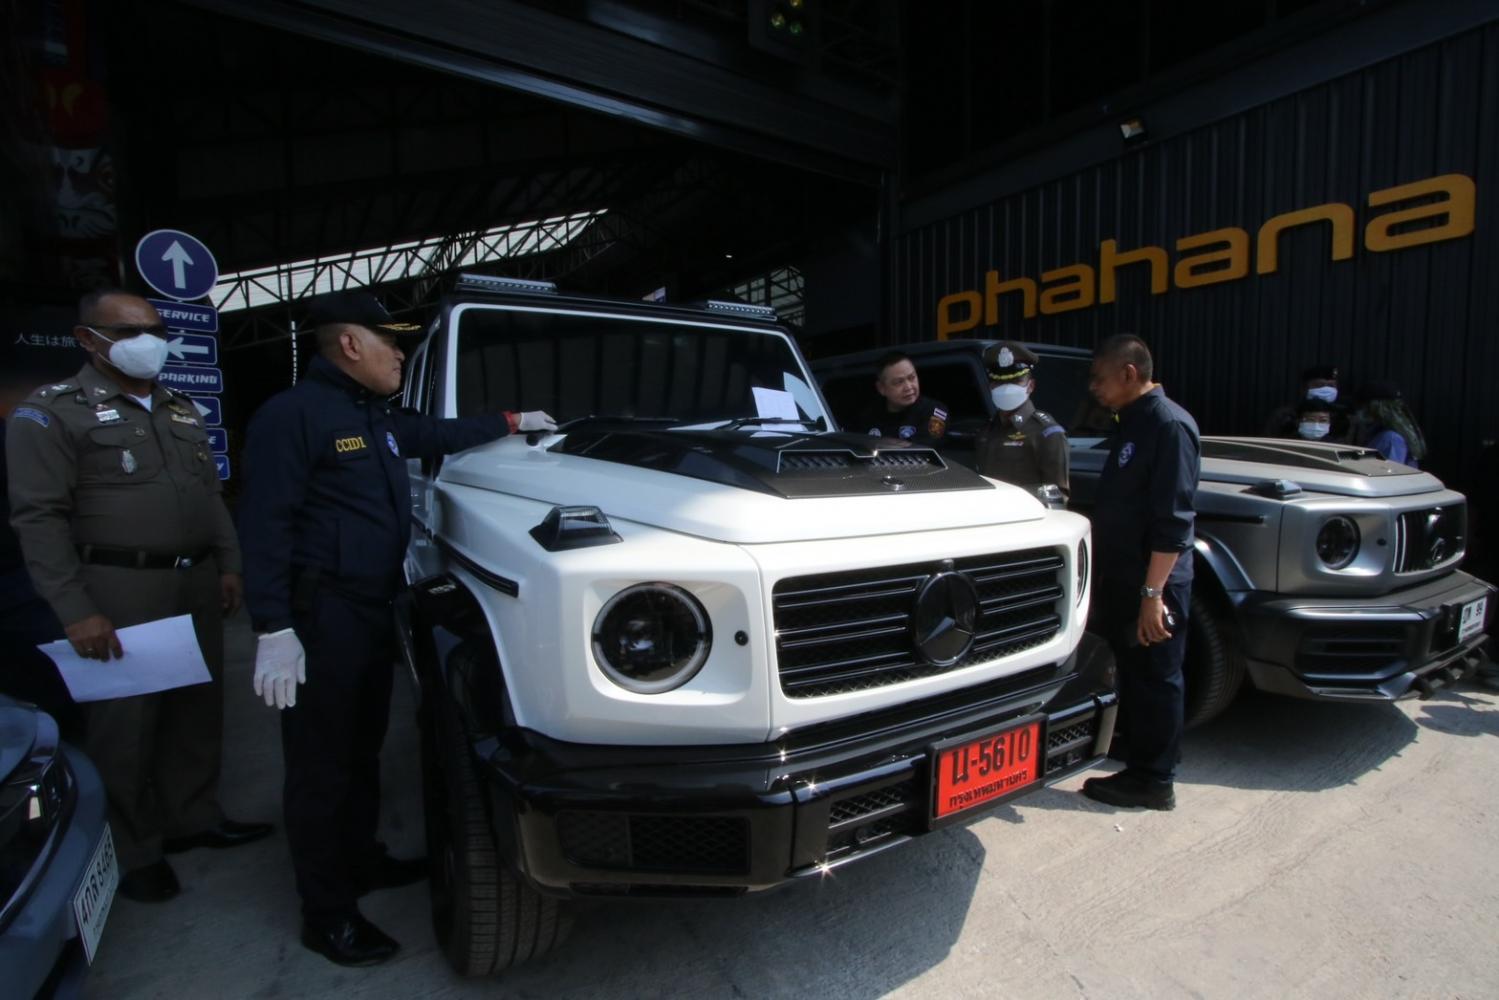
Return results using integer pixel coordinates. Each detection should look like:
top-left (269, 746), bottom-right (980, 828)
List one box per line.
top-left (1092, 386), bottom-right (1200, 596)
top-left (240, 355), bottom-right (509, 632)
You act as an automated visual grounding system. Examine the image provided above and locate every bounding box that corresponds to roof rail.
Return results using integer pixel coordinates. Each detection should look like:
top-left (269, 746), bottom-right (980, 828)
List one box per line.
top-left (456, 273), bottom-right (558, 295)
top-left (705, 299), bottom-right (777, 320)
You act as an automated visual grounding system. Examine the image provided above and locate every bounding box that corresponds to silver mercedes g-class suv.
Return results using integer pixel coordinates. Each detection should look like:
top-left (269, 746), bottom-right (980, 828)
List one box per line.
top-left (813, 339), bottom-right (1496, 728)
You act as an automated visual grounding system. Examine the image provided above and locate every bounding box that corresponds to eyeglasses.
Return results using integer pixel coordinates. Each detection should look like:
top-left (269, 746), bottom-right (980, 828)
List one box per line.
top-left (88, 324), bottom-right (169, 338)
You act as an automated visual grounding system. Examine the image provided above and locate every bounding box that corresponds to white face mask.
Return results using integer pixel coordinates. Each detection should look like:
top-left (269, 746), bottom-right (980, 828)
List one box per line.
top-left (991, 383), bottom-right (1030, 412)
top-left (91, 328), bottom-right (170, 380)
top-left (1298, 420), bottom-right (1331, 440)
top-left (1306, 385), bottom-right (1338, 404)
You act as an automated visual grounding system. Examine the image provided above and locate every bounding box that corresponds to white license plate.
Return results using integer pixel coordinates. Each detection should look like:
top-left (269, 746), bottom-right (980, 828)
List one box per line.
top-left (72, 825), bottom-right (118, 964)
top-left (1459, 596), bottom-right (1489, 644)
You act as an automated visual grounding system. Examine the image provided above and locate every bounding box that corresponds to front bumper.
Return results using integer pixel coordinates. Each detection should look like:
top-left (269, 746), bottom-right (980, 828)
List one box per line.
top-left (482, 636), bottom-right (1116, 897)
top-left (1235, 570), bottom-right (1496, 702)
top-left (1, 742), bottom-right (111, 1000)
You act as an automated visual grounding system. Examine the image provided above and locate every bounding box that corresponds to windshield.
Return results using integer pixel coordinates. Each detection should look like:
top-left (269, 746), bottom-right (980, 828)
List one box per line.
top-left (453, 305), bottom-right (828, 428)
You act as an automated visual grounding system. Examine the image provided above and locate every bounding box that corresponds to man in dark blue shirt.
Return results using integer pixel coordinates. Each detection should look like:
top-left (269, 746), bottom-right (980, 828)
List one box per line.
top-left (239, 291), bottom-right (554, 965)
top-left (1082, 334), bottom-right (1200, 811)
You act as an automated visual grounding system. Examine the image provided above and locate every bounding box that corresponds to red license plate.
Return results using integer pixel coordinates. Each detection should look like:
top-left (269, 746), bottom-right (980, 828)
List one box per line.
top-left (931, 719), bottom-right (1043, 820)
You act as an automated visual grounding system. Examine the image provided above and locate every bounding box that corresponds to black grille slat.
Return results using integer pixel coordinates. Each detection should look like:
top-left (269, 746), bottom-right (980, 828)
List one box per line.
top-left (774, 548), bottom-right (1067, 698)
top-left (775, 576), bottom-right (927, 606)
top-left (778, 611), bottom-right (912, 644)
top-left (979, 586), bottom-right (1065, 612)
top-left (779, 650), bottom-right (913, 681)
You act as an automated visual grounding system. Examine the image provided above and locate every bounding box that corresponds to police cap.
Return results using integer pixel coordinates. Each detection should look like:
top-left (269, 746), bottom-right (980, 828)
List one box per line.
top-left (983, 341), bottom-right (1038, 383)
top-left (302, 290), bottom-right (423, 338)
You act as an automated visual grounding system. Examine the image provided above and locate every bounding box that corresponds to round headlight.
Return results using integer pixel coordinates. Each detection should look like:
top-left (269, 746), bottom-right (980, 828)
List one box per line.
top-left (1316, 516), bottom-right (1360, 569)
top-left (592, 584), bottom-right (712, 693)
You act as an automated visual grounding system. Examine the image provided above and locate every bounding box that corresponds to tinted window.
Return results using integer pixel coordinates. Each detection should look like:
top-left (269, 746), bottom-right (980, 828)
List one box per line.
top-left (453, 306), bottom-right (825, 425)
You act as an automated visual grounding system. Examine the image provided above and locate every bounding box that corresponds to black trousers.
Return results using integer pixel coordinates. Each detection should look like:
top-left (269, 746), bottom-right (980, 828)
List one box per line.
top-left (282, 588), bottom-right (396, 919)
top-left (1092, 579), bottom-right (1190, 783)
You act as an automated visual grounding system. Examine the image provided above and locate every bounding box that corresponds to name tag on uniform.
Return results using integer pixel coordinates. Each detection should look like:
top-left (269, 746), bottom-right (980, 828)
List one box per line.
top-left (334, 434), bottom-right (369, 456)
top-left (95, 408), bottom-right (122, 424)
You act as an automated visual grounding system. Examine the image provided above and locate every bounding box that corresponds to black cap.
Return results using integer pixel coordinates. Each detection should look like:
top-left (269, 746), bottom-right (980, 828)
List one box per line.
top-left (983, 341), bottom-right (1038, 382)
top-left (1301, 364), bottom-right (1339, 382)
top-left (301, 291), bottom-right (423, 337)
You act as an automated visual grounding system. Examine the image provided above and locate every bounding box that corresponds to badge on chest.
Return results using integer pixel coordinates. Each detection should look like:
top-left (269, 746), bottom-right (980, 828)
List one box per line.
top-left (334, 433), bottom-right (370, 458)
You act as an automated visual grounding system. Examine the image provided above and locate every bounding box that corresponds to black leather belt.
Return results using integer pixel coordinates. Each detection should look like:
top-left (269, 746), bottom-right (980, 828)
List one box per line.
top-left (78, 545), bottom-right (213, 570)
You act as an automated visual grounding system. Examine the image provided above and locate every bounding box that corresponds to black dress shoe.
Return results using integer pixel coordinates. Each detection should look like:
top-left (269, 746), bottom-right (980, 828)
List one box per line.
top-left (301, 912), bottom-right (400, 967)
top-left (163, 819), bottom-right (274, 853)
top-left (118, 859), bottom-right (181, 903)
top-left (1081, 769), bottom-right (1176, 811)
top-left (357, 854), bottom-right (429, 895)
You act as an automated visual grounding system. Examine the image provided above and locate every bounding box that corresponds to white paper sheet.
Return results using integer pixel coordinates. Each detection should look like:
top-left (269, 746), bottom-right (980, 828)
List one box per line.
top-left (40, 614), bottom-right (212, 702)
top-left (752, 386), bottom-right (800, 420)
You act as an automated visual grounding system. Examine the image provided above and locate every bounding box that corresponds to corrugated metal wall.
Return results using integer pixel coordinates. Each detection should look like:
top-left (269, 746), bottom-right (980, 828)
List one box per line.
top-left (895, 21), bottom-right (1499, 492)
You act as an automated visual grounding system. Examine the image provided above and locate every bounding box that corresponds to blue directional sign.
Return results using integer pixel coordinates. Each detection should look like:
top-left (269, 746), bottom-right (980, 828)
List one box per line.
top-left (164, 332), bottom-right (218, 367)
top-left (159, 364), bottom-right (223, 394)
top-left (214, 455), bottom-right (231, 481)
top-left (206, 428), bottom-right (228, 453)
top-left (149, 299), bottom-right (218, 333)
top-left (189, 396), bottom-right (222, 426)
top-left (135, 229), bottom-right (219, 301)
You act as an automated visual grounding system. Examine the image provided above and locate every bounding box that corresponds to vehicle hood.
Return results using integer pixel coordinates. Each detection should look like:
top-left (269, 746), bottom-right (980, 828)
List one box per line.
top-left (0, 696), bottom-right (38, 781)
top-left (438, 428), bottom-right (1049, 544)
top-left (1198, 437), bottom-right (1448, 498)
top-left (1073, 436), bottom-right (1448, 499)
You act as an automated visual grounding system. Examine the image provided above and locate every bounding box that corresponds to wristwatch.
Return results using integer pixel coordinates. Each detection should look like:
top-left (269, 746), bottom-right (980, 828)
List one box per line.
top-left (1140, 585), bottom-right (1163, 599)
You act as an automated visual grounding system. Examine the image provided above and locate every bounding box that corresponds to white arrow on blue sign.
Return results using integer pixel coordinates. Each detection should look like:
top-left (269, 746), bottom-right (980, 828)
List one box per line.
top-left (135, 229), bottom-right (219, 301)
top-left (148, 299), bottom-right (218, 333)
top-left (159, 365), bottom-right (223, 394)
top-left (189, 396), bottom-right (222, 426)
top-left (165, 333), bottom-right (218, 367)
top-left (214, 455), bottom-right (231, 481)
top-left (206, 428), bottom-right (228, 454)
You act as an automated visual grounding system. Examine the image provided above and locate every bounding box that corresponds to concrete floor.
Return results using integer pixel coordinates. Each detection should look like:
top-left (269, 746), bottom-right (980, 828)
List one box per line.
top-left (82, 614), bottom-right (1499, 1000)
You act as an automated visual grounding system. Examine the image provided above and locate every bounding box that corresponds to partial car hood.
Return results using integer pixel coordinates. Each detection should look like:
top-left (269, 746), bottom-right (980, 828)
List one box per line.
top-left (0, 697), bottom-right (38, 781)
top-left (1073, 436), bottom-right (1446, 499)
top-left (439, 428), bottom-right (1049, 544)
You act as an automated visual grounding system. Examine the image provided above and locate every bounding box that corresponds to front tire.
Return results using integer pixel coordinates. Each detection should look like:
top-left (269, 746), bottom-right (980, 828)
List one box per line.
top-left (421, 660), bottom-right (571, 975)
top-left (1181, 590), bottom-right (1245, 728)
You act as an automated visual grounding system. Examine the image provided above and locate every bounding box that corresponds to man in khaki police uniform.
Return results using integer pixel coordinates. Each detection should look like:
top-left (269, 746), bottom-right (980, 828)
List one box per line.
top-left (6, 289), bottom-right (270, 902)
top-left (974, 341), bottom-right (1070, 501)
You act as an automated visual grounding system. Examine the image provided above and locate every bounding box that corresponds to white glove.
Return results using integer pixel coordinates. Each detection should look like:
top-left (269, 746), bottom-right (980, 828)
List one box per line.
top-left (517, 410), bottom-right (558, 433)
top-left (253, 628), bottom-right (307, 710)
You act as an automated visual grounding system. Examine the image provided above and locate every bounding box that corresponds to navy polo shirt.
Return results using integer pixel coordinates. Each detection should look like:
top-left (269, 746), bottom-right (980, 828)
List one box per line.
top-left (1092, 386), bottom-right (1200, 593)
top-left (240, 355), bottom-right (509, 632)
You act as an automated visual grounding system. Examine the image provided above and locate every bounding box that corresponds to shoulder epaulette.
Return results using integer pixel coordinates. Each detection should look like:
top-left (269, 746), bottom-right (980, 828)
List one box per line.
top-left (31, 382), bottom-right (76, 400)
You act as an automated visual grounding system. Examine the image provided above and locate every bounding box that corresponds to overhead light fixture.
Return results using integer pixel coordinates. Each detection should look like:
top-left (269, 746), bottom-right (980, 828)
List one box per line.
top-left (1119, 117), bottom-right (1147, 142)
top-left (724, 252), bottom-right (734, 260)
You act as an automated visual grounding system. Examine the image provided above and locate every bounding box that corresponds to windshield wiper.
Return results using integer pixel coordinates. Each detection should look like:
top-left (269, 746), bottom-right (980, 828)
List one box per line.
top-left (714, 415), bottom-right (827, 431)
top-left (553, 415), bottom-right (684, 431)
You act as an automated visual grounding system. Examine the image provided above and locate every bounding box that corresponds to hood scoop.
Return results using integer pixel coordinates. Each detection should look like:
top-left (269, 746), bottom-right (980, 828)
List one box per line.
top-left (776, 449), bottom-right (944, 473)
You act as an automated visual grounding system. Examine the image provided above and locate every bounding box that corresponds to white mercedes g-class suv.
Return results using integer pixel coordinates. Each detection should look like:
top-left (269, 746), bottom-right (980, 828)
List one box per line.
top-left (394, 274), bottom-right (1115, 975)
